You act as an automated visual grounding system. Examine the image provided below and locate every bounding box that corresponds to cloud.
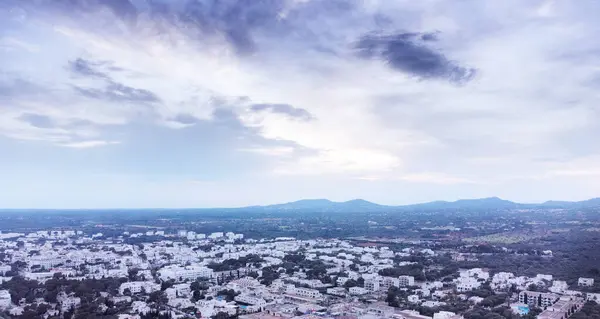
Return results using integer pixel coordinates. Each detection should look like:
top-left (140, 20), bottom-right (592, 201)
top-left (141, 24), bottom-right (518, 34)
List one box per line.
top-left (356, 32), bottom-right (476, 83)
top-left (73, 82), bottom-right (161, 103)
top-left (167, 0), bottom-right (291, 54)
top-left (239, 146), bottom-right (296, 157)
top-left (69, 58), bottom-right (110, 79)
top-left (2, 0), bottom-right (600, 207)
top-left (59, 140), bottom-right (120, 148)
top-left (250, 103), bottom-right (314, 121)
top-left (0, 37), bottom-right (40, 52)
top-left (18, 113), bottom-right (54, 129)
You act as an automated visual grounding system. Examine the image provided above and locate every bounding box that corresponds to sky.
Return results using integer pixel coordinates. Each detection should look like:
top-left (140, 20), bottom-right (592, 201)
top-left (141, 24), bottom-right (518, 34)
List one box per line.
top-left (1, 0), bottom-right (600, 208)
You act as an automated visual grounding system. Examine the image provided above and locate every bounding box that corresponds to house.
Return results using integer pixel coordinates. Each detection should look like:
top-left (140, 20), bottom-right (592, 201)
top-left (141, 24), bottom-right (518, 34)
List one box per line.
top-left (549, 281), bottom-right (568, 294)
top-left (367, 302), bottom-right (395, 317)
top-left (337, 277), bottom-right (349, 286)
top-left (408, 295), bottom-right (420, 303)
top-left (460, 268), bottom-right (489, 280)
top-left (586, 293), bottom-right (600, 302)
top-left (578, 278), bottom-right (594, 287)
top-left (327, 287), bottom-right (347, 297)
top-left (119, 281), bottom-right (160, 295)
top-left (456, 277), bottom-right (481, 292)
top-left (433, 311), bottom-right (461, 319)
top-left (285, 285), bottom-right (322, 300)
top-left (394, 310), bottom-right (432, 319)
top-left (57, 292), bottom-right (81, 312)
top-left (349, 287), bottom-right (368, 295)
top-left (0, 290), bottom-right (11, 309)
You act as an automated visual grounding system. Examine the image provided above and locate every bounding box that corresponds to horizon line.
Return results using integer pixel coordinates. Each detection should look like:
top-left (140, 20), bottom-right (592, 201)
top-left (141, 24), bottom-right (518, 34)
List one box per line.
top-left (0, 195), bottom-right (597, 211)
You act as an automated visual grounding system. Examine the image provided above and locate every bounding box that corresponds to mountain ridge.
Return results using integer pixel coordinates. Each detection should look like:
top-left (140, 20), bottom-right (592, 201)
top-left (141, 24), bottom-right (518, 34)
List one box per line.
top-left (239, 197), bottom-right (600, 212)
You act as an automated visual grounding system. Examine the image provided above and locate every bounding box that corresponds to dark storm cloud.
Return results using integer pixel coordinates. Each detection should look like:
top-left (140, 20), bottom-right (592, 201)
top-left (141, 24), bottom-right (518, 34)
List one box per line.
top-left (74, 81), bottom-right (160, 103)
top-left (357, 32), bottom-right (476, 83)
top-left (251, 103), bottom-right (314, 121)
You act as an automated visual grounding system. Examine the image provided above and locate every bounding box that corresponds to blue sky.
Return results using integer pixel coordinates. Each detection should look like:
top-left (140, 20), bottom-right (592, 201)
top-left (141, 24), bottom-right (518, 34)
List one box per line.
top-left (1, 0), bottom-right (600, 208)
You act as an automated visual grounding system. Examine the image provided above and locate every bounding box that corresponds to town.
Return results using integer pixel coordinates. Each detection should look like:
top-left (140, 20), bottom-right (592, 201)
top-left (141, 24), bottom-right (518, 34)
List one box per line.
top-left (1, 223), bottom-right (599, 319)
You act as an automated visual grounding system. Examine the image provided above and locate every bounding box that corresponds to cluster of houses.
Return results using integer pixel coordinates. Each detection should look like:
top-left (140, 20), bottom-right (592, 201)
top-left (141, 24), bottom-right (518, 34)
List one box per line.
top-left (0, 229), bottom-right (598, 319)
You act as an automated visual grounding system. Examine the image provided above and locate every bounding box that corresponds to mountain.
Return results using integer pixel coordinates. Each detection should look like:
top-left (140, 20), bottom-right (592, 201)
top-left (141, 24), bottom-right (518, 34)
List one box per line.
top-left (539, 197), bottom-right (600, 208)
top-left (238, 197), bottom-right (600, 212)
top-left (253, 199), bottom-right (385, 212)
top-left (403, 197), bottom-right (519, 210)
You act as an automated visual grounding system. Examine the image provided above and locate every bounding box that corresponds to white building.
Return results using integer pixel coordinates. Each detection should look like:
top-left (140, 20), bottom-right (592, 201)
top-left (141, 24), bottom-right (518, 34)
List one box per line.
top-left (456, 277), bottom-right (481, 292)
top-left (365, 279), bottom-right (381, 292)
top-left (349, 287), bottom-right (368, 295)
top-left (0, 290), bottom-right (11, 309)
top-left (158, 265), bottom-right (214, 282)
top-left (0, 265), bottom-right (11, 275)
top-left (433, 311), bottom-right (459, 319)
top-left (399, 275), bottom-right (415, 287)
top-left (235, 294), bottom-right (267, 306)
top-left (550, 281), bottom-right (569, 294)
top-left (460, 268), bottom-right (489, 280)
top-left (337, 277), bottom-right (349, 286)
top-left (587, 293), bottom-right (600, 302)
top-left (395, 310), bottom-right (432, 319)
top-left (578, 278), bottom-right (594, 287)
top-left (381, 277), bottom-right (400, 290)
top-left (408, 295), bottom-right (420, 303)
top-left (285, 285), bottom-right (322, 299)
top-left (327, 287), bottom-right (347, 297)
top-left (119, 281), bottom-right (160, 295)
top-left (209, 232), bottom-right (224, 239)
top-left (57, 293), bottom-right (81, 312)
top-left (518, 291), bottom-right (558, 308)
top-left (536, 274), bottom-right (553, 281)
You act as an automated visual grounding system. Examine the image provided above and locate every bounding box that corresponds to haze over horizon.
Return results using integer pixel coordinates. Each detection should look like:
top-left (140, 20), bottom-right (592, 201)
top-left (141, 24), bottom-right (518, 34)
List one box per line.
top-left (2, 0), bottom-right (600, 208)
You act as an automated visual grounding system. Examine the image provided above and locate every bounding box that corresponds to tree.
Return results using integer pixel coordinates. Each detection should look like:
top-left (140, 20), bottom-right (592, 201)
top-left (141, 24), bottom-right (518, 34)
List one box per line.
top-left (528, 284), bottom-right (539, 292)
top-left (192, 290), bottom-right (203, 302)
top-left (128, 268), bottom-right (139, 281)
top-left (344, 279), bottom-right (358, 288)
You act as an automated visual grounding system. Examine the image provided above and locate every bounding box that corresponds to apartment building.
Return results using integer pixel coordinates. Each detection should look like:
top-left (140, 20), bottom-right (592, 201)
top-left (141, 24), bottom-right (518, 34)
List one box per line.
top-left (365, 279), bottom-right (381, 292)
top-left (399, 275), bottom-right (415, 287)
top-left (519, 291), bottom-right (558, 308)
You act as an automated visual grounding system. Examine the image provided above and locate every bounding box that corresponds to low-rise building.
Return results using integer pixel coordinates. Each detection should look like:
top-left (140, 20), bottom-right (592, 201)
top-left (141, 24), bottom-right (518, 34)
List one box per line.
top-left (0, 290), bottom-right (11, 309)
top-left (285, 285), bottom-right (322, 300)
top-left (349, 287), bottom-right (368, 295)
top-left (578, 278), bottom-right (594, 287)
top-left (119, 281), bottom-right (160, 295)
top-left (537, 297), bottom-right (584, 319)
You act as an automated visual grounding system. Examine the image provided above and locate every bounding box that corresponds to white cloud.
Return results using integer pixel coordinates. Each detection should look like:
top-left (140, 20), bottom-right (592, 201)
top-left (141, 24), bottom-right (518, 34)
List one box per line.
top-left (59, 140), bottom-right (120, 148)
top-left (1, 0), bottom-right (600, 206)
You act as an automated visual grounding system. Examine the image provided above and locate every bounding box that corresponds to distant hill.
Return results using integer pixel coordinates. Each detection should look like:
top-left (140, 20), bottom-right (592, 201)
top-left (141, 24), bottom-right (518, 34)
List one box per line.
top-left (404, 197), bottom-right (519, 210)
top-left (252, 198), bottom-right (386, 212)
top-left (237, 197), bottom-right (600, 212)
